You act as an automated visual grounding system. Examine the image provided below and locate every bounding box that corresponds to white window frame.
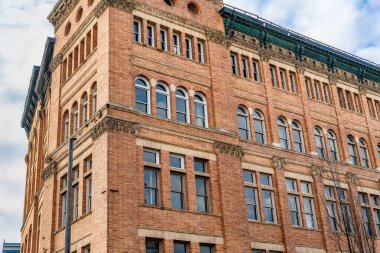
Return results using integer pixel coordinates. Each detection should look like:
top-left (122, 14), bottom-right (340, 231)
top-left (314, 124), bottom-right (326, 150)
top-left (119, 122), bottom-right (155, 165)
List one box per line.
top-left (147, 24), bottom-right (155, 47)
top-left (169, 153), bottom-right (185, 170)
top-left (160, 29), bottom-right (168, 51)
top-left (198, 41), bottom-right (204, 63)
top-left (135, 77), bottom-right (151, 114)
top-left (175, 88), bottom-right (190, 124)
top-left (133, 20), bottom-right (141, 43)
top-left (173, 33), bottom-right (181, 55)
top-left (185, 37), bottom-right (193, 59)
top-left (144, 148), bottom-right (160, 165)
top-left (194, 92), bottom-right (208, 128)
top-left (155, 83), bottom-right (171, 119)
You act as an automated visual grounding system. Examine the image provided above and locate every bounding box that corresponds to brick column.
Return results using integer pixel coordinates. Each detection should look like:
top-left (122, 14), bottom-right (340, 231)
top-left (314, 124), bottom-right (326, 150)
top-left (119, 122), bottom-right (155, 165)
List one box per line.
top-left (272, 157), bottom-right (296, 253)
top-left (329, 77), bottom-right (350, 163)
top-left (142, 19), bottom-right (148, 46)
top-left (193, 37), bottom-right (199, 63)
top-left (214, 142), bottom-right (250, 252)
top-left (310, 165), bottom-right (336, 253)
top-left (296, 64), bottom-right (317, 154)
top-left (189, 89), bottom-right (195, 126)
top-left (155, 24), bottom-right (161, 50)
top-left (168, 27), bottom-right (174, 54)
top-left (170, 84), bottom-right (177, 121)
top-left (260, 54), bottom-right (278, 146)
top-left (164, 239), bottom-right (173, 253)
top-left (150, 79), bottom-right (157, 116)
top-left (161, 150), bottom-right (171, 208)
top-left (185, 156), bottom-right (197, 212)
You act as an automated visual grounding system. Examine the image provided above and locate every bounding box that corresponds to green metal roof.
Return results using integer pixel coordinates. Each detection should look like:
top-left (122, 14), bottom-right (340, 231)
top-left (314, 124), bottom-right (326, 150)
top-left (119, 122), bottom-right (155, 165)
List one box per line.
top-left (220, 4), bottom-right (380, 85)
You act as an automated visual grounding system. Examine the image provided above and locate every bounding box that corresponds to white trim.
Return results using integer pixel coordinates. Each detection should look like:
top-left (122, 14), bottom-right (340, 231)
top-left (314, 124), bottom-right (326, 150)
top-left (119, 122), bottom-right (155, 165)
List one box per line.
top-left (169, 153), bottom-right (185, 170)
top-left (133, 20), bottom-right (141, 43)
top-left (160, 29), bottom-right (168, 51)
top-left (135, 76), bottom-right (151, 114)
top-left (194, 92), bottom-right (208, 128)
top-left (138, 228), bottom-right (224, 244)
top-left (175, 88), bottom-right (190, 124)
top-left (147, 24), bottom-right (155, 47)
top-left (156, 82), bottom-right (171, 119)
top-left (143, 148), bottom-right (160, 164)
top-left (173, 33), bottom-right (181, 55)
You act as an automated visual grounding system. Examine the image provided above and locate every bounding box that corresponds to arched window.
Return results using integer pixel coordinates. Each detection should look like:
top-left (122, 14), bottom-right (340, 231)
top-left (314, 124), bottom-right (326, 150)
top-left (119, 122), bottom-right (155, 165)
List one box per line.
top-left (237, 106), bottom-right (250, 140)
top-left (194, 93), bottom-right (208, 128)
top-left (175, 88), bottom-right (189, 123)
top-left (347, 135), bottom-right (358, 166)
top-left (278, 117), bottom-right (290, 149)
top-left (135, 77), bottom-right (150, 114)
top-left (314, 127), bottom-right (326, 158)
top-left (359, 139), bottom-right (370, 168)
top-left (253, 110), bottom-right (265, 144)
top-left (292, 121), bottom-right (304, 153)
top-left (72, 103), bottom-right (79, 133)
top-left (63, 110), bottom-right (69, 140)
top-left (156, 83), bottom-right (170, 119)
top-left (327, 130), bottom-right (339, 161)
top-left (82, 93), bottom-right (88, 125)
top-left (91, 83), bottom-right (97, 116)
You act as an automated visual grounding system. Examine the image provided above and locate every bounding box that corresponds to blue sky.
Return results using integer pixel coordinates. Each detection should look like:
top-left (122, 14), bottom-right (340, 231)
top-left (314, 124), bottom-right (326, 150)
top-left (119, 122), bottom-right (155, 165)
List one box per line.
top-left (0, 0), bottom-right (380, 249)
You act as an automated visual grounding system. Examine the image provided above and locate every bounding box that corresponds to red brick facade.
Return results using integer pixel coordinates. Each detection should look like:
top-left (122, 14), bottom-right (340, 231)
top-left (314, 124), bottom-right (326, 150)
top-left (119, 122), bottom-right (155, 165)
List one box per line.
top-left (21, 0), bottom-right (380, 252)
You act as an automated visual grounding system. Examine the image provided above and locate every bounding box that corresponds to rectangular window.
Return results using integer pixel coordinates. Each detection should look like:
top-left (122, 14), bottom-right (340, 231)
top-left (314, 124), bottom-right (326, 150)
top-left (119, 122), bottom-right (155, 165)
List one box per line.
top-left (173, 33), bottom-right (181, 55)
top-left (375, 100), bottom-right (380, 118)
top-left (252, 59), bottom-right (260, 82)
top-left (147, 25), bottom-right (155, 47)
top-left (362, 207), bottom-right (374, 236)
top-left (346, 91), bottom-right (353, 111)
top-left (171, 173), bottom-right (185, 210)
top-left (270, 65), bottom-right (278, 87)
top-left (146, 238), bottom-right (162, 253)
top-left (260, 173), bottom-right (272, 187)
top-left (374, 210), bottom-right (380, 236)
top-left (252, 250), bottom-right (265, 253)
top-left (323, 83), bottom-right (331, 104)
top-left (262, 190), bottom-right (275, 223)
top-left (289, 72), bottom-right (297, 93)
top-left (198, 41), bottom-right (205, 63)
top-left (194, 159), bottom-right (207, 173)
top-left (174, 241), bottom-right (188, 253)
top-left (286, 178), bottom-right (302, 227)
top-left (73, 167), bottom-right (79, 220)
top-left (354, 93), bottom-right (362, 113)
top-left (325, 186), bottom-right (339, 232)
top-left (200, 244), bottom-right (214, 253)
top-left (368, 98), bottom-right (376, 117)
top-left (185, 37), bottom-right (193, 59)
top-left (196, 176), bottom-right (209, 213)
top-left (279, 69), bottom-right (287, 90)
top-left (371, 195), bottom-right (379, 206)
top-left (170, 154), bottom-right (184, 169)
top-left (133, 20), bottom-right (141, 42)
top-left (144, 149), bottom-right (159, 164)
top-left (160, 29), bottom-right (168, 51)
top-left (61, 175), bottom-right (68, 227)
top-left (84, 157), bottom-right (92, 212)
top-left (245, 186), bottom-right (259, 221)
top-left (144, 169), bottom-right (159, 206)
top-left (304, 197), bottom-right (316, 229)
top-left (314, 81), bottom-right (321, 101)
top-left (231, 54), bottom-right (238, 75)
top-left (337, 88), bottom-right (345, 108)
top-left (288, 194), bottom-right (302, 227)
top-left (305, 78), bottom-right (313, 98)
top-left (242, 57), bottom-right (249, 78)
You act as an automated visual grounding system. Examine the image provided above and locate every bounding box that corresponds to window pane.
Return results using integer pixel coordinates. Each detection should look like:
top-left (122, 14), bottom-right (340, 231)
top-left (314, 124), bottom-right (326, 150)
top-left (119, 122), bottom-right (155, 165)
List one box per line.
top-left (243, 170), bottom-right (255, 184)
top-left (194, 160), bottom-right (206, 173)
top-left (144, 150), bottom-right (157, 163)
top-left (146, 239), bottom-right (161, 253)
top-left (174, 242), bottom-right (187, 253)
top-left (170, 155), bottom-right (182, 168)
top-left (156, 93), bottom-right (167, 109)
top-left (200, 245), bottom-right (213, 253)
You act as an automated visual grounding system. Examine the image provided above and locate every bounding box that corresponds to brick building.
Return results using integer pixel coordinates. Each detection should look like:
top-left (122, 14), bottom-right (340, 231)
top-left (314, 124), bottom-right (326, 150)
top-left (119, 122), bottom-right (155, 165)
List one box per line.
top-left (20, 0), bottom-right (380, 252)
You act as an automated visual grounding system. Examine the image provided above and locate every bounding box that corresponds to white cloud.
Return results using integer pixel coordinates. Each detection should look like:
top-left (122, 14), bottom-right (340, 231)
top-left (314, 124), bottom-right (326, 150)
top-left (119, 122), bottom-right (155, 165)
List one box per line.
top-left (1, 0), bottom-right (380, 250)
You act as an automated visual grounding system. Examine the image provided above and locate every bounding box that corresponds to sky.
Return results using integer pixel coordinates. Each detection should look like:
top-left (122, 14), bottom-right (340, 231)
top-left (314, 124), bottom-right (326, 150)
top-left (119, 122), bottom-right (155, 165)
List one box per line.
top-left (0, 0), bottom-right (380, 250)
